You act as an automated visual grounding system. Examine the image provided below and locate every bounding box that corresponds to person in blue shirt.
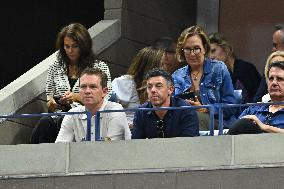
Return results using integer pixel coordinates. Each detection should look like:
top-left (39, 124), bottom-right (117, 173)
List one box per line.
top-left (228, 61), bottom-right (284, 134)
top-left (172, 26), bottom-right (237, 130)
top-left (131, 68), bottom-right (199, 139)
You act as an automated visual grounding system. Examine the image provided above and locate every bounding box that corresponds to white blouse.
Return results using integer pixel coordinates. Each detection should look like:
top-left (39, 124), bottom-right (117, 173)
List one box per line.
top-left (46, 60), bottom-right (112, 105)
top-left (111, 75), bottom-right (140, 124)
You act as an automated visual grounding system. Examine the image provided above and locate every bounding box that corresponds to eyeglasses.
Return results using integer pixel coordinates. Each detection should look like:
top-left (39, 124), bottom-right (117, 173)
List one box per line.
top-left (182, 47), bottom-right (201, 55)
top-left (156, 120), bottom-right (165, 138)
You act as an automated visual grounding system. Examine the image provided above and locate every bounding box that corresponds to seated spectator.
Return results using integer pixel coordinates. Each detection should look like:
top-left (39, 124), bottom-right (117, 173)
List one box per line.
top-left (253, 51), bottom-right (284, 102)
top-left (228, 61), bottom-right (284, 135)
top-left (30, 23), bottom-right (112, 144)
top-left (131, 68), bottom-right (199, 139)
top-left (253, 24), bottom-right (284, 102)
top-left (152, 37), bottom-right (182, 74)
top-left (56, 68), bottom-right (131, 142)
top-left (111, 46), bottom-right (164, 126)
top-left (172, 26), bottom-right (237, 130)
top-left (209, 32), bottom-right (261, 103)
top-left (261, 51), bottom-right (284, 102)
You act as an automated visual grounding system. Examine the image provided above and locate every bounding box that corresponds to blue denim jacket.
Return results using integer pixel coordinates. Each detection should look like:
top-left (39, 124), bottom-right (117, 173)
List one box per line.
top-left (172, 58), bottom-right (237, 121)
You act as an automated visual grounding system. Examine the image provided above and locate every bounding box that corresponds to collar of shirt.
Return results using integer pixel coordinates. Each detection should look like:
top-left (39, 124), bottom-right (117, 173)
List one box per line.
top-left (145, 98), bottom-right (174, 119)
top-left (80, 101), bottom-right (107, 120)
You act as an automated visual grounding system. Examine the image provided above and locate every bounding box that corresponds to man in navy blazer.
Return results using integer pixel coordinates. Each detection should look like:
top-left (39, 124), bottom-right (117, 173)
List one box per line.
top-left (131, 68), bottom-right (199, 139)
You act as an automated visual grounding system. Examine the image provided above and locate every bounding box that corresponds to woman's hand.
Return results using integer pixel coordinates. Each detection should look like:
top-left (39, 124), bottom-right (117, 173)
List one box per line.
top-left (47, 98), bottom-right (58, 112)
top-left (185, 96), bottom-right (208, 113)
top-left (60, 91), bottom-right (81, 104)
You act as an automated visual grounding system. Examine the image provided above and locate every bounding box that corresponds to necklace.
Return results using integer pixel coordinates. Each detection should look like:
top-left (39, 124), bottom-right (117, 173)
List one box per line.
top-left (191, 71), bottom-right (200, 81)
top-left (68, 64), bottom-right (79, 79)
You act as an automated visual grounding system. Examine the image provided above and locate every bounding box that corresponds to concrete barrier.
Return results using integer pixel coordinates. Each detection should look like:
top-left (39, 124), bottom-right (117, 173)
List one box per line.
top-left (1, 134), bottom-right (284, 188)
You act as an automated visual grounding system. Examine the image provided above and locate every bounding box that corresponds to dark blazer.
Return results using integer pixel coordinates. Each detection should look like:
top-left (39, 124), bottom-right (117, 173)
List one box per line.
top-left (131, 97), bottom-right (199, 139)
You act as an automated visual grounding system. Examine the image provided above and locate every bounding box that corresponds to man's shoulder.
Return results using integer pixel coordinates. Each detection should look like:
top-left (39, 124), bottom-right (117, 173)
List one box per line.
top-left (242, 105), bottom-right (267, 115)
top-left (103, 101), bottom-right (124, 110)
top-left (68, 105), bottom-right (85, 112)
top-left (171, 97), bottom-right (190, 107)
top-left (138, 101), bottom-right (152, 108)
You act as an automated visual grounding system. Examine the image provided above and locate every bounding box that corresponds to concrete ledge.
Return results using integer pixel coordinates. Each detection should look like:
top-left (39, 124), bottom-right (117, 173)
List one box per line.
top-left (2, 167), bottom-right (284, 189)
top-left (1, 134), bottom-right (284, 179)
top-left (89, 19), bottom-right (121, 54)
top-left (0, 53), bottom-right (56, 116)
top-left (234, 133), bottom-right (284, 165)
top-left (69, 136), bottom-right (232, 173)
top-left (0, 143), bottom-right (67, 176)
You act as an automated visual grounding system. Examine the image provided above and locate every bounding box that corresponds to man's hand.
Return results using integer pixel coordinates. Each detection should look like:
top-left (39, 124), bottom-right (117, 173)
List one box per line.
top-left (241, 115), bottom-right (269, 131)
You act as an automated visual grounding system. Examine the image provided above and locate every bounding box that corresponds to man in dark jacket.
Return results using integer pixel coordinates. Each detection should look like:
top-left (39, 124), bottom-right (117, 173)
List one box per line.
top-left (132, 68), bottom-right (199, 139)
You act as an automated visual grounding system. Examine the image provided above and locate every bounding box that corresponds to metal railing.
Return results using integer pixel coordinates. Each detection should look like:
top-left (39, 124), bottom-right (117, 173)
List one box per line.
top-left (94, 105), bottom-right (214, 141)
top-left (0, 111), bottom-right (93, 140)
top-left (2, 101), bottom-right (284, 141)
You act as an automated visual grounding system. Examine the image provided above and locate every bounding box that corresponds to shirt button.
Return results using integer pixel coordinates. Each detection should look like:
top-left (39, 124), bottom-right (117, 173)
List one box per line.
top-left (201, 83), bottom-right (203, 85)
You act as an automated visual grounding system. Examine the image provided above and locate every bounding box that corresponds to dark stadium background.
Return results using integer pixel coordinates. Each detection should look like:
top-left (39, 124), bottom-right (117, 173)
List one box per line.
top-left (0, 0), bottom-right (104, 89)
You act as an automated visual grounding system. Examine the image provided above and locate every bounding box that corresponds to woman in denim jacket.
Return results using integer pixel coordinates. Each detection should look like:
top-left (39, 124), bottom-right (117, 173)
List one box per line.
top-left (172, 26), bottom-right (237, 130)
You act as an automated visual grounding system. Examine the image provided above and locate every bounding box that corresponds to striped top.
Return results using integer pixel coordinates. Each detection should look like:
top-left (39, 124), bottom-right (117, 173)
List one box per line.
top-left (46, 60), bottom-right (112, 104)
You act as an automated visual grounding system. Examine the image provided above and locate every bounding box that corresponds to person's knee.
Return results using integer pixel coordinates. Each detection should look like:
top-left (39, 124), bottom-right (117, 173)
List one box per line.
top-left (228, 118), bottom-right (259, 135)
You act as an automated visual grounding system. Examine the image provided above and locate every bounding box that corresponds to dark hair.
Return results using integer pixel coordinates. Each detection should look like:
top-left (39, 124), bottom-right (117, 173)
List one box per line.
top-left (274, 24), bottom-right (284, 31)
top-left (80, 67), bottom-right (108, 88)
top-left (152, 37), bottom-right (176, 53)
top-left (145, 68), bottom-right (173, 87)
top-left (56, 23), bottom-right (95, 75)
top-left (176, 25), bottom-right (211, 62)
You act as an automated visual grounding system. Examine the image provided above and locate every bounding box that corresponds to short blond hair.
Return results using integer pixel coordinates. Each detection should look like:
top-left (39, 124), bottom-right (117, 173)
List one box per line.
top-left (265, 51), bottom-right (284, 81)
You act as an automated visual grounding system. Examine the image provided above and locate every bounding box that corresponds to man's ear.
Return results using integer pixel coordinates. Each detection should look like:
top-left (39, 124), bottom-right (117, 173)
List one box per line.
top-left (168, 85), bottom-right (174, 96)
top-left (102, 87), bottom-right (108, 98)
